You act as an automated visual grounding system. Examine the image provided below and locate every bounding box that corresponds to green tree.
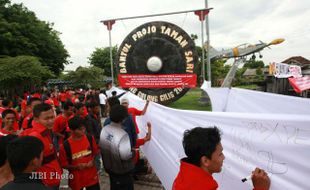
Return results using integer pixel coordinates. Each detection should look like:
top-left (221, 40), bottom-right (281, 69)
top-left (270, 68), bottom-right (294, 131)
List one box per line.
top-left (209, 59), bottom-right (230, 86)
top-left (0, 56), bottom-right (54, 94)
top-left (0, 0), bottom-right (69, 75)
top-left (63, 66), bottom-right (105, 89)
top-left (190, 34), bottom-right (198, 42)
top-left (234, 67), bottom-right (247, 86)
top-left (88, 46), bottom-right (117, 77)
top-left (194, 46), bottom-right (231, 86)
top-left (243, 60), bottom-right (265, 68)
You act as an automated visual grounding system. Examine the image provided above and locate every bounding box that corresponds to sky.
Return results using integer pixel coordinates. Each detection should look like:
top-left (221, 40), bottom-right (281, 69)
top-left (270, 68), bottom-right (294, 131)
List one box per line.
top-left (10, 0), bottom-right (310, 71)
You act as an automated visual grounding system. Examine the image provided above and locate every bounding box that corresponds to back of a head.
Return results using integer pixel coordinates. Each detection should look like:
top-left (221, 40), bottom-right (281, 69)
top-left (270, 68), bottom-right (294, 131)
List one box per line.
top-left (63, 101), bottom-right (74, 110)
top-left (110, 104), bottom-right (128, 123)
top-left (33, 103), bottom-right (52, 118)
top-left (0, 135), bottom-right (18, 167)
top-left (7, 136), bottom-right (43, 175)
top-left (28, 97), bottom-right (41, 106)
top-left (86, 101), bottom-right (99, 109)
top-left (111, 91), bottom-right (117, 96)
top-left (107, 97), bottom-right (120, 107)
top-left (74, 102), bottom-right (84, 110)
top-left (1, 99), bottom-right (11, 107)
top-left (68, 116), bottom-right (85, 130)
top-left (183, 127), bottom-right (221, 166)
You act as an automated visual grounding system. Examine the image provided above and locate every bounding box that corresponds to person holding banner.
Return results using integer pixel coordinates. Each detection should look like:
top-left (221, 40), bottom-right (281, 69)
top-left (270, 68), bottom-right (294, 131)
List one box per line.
top-left (100, 104), bottom-right (135, 190)
top-left (173, 127), bottom-right (270, 190)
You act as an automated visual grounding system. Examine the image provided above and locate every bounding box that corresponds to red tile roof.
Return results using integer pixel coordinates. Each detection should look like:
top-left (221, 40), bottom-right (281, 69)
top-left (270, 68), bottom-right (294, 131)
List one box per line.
top-left (282, 56), bottom-right (310, 65)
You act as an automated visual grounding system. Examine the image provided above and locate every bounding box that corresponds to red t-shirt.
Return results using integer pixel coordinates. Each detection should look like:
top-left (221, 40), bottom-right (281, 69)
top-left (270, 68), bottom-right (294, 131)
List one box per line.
top-left (22, 113), bottom-right (32, 130)
top-left (20, 121), bottom-right (63, 187)
top-left (0, 107), bottom-right (20, 131)
top-left (53, 114), bottom-right (69, 145)
top-left (128, 107), bottom-right (143, 134)
top-left (59, 135), bottom-right (99, 190)
top-left (59, 93), bottom-right (67, 102)
top-left (52, 97), bottom-right (60, 107)
top-left (173, 159), bottom-right (218, 190)
top-left (0, 128), bottom-right (14, 137)
top-left (32, 93), bottom-right (41, 99)
top-left (21, 99), bottom-right (27, 118)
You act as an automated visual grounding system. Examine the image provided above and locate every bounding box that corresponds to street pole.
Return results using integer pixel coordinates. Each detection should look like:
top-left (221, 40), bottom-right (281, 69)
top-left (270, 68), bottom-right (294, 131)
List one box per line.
top-left (205, 0), bottom-right (211, 85)
top-left (108, 28), bottom-right (114, 85)
top-left (103, 20), bottom-right (115, 86)
top-left (200, 13), bottom-right (205, 82)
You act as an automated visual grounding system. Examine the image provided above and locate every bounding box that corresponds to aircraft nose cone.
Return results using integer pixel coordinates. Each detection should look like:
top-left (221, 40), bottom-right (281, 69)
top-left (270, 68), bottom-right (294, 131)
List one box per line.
top-left (270, 38), bottom-right (285, 45)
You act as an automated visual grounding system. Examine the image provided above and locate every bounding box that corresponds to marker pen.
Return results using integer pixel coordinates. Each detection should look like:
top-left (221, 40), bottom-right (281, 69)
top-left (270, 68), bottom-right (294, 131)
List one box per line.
top-left (241, 175), bottom-right (252, 182)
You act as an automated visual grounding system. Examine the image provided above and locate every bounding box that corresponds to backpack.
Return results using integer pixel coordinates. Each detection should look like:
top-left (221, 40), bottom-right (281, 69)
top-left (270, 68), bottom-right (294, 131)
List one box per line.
top-left (63, 134), bottom-right (93, 164)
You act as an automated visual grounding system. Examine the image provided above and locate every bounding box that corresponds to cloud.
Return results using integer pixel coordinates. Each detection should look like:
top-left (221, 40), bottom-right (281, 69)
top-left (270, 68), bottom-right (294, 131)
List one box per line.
top-left (10, 0), bottom-right (310, 71)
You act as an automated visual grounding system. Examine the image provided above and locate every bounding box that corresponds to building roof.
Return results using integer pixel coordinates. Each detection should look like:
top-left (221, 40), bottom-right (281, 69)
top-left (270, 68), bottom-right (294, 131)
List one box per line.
top-left (243, 68), bottom-right (268, 76)
top-left (243, 68), bottom-right (257, 76)
top-left (282, 56), bottom-right (310, 65)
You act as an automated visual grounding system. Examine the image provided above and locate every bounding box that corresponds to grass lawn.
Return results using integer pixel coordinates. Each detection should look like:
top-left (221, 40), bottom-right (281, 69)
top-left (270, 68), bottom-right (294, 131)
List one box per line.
top-left (167, 88), bottom-right (211, 111)
top-left (235, 84), bottom-right (258, 90)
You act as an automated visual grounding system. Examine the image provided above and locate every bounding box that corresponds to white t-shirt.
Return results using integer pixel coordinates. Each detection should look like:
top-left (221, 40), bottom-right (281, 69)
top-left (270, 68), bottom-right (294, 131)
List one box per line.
top-left (99, 93), bottom-right (107, 105)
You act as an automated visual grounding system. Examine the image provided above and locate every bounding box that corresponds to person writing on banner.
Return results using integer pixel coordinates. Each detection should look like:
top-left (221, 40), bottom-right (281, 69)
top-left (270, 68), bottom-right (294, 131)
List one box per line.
top-left (173, 127), bottom-right (270, 190)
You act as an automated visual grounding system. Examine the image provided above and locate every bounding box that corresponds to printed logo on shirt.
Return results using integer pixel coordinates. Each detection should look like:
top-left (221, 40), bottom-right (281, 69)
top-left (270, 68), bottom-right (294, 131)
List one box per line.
top-left (72, 149), bottom-right (92, 160)
top-left (107, 133), bottom-right (114, 142)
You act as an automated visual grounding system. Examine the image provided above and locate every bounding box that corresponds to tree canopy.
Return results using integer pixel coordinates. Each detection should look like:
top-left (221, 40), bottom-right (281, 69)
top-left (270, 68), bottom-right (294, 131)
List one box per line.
top-left (62, 66), bottom-right (105, 89)
top-left (243, 60), bottom-right (265, 68)
top-left (0, 55), bottom-right (54, 91)
top-left (88, 46), bottom-right (117, 77)
top-left (0, 0), bottom-right (69, 75)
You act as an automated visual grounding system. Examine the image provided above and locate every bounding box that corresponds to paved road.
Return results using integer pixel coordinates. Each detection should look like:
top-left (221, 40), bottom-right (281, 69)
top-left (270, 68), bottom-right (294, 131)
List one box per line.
top-left (59, 117), bottom-right (165, 189)
top-left (60, 170), bottom-right (164, 190)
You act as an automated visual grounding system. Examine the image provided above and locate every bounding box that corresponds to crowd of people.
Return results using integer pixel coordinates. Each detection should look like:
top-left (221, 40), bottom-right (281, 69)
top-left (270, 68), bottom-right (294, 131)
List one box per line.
top-left (0, 82), bottom-right (152, 190)
top-left (0, 82), bottom-right (271, 190)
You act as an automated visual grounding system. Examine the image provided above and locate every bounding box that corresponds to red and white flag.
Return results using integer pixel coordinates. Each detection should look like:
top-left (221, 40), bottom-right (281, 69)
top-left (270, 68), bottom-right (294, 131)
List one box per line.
top-left (288, 76), bottom-right (310, 93)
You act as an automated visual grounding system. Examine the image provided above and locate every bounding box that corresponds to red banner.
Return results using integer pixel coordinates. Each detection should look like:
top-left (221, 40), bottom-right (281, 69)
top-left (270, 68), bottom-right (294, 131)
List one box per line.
top-left (118, 74), bottom-right (197, 88)
top-left (288, 76), bottom-right (310, 93)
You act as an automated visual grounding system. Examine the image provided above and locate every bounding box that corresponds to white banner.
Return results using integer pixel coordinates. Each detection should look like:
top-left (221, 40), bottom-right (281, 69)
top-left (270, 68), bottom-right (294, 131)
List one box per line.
top-left (269, 62), bottom-right (302, 78)
top-left (202, 86), bottom-right (310, 115)
top-left (135, 103), bottom-right (310, 190)
top-left (117, 89), bottom-right (310, 190)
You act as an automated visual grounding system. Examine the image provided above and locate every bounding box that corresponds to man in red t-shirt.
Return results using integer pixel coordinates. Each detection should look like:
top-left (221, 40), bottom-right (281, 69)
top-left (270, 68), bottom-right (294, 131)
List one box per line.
top-left (53, 101), bottom-right (74, 148)
top-left (121, 98), bottom-right (149, 134)
top-left (20, 103), bottom-right (63, 188)
top-left (59, 116), bottom-right (100, 190)
top-left (173, 127), bottom-right (270, 190)
top-left (0, 99), bottom-right (19, 131)
top-left (0, 109), bottom-right (17, 137)
top-left (21, 97), bottom-right (42, 130)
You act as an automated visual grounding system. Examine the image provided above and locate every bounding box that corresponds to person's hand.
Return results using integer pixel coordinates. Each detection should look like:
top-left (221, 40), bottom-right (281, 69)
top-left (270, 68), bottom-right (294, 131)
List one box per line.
top-left (85, 160), bottom-right (94, 168)
top-left (252, 168), bottom-right (270, 190)
top-left (77, 163), bottom-right (87, 170)
top-left (144, 122), bottom-right (152, 142)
